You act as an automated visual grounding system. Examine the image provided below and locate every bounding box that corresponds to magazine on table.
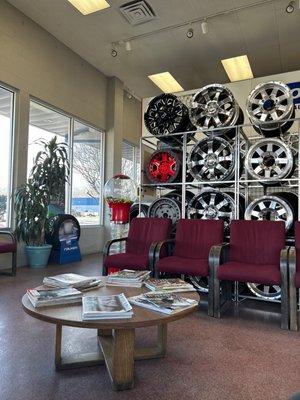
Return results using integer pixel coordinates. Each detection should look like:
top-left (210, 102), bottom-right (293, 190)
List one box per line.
top-left (129, 292), bottom-right (198, 315)
top-left (106, 269), bottom-right (150, 287)
top-left (43, 273), bottom-right (103, 290)
top-left (144, 278), bottom-right (196, 293)
top-left (82, 293), bottom-right (133, 320)
top-left (27, 286), bottom-right (82, 308)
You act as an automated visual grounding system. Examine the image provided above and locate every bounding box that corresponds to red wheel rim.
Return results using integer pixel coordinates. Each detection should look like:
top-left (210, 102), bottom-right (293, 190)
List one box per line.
top-left (147, 151), bottom-right (178, 183)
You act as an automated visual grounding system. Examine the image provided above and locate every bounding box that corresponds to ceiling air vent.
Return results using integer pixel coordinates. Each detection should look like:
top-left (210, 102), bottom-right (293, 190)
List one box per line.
top-left (119, 0), bottom-right (156, 26)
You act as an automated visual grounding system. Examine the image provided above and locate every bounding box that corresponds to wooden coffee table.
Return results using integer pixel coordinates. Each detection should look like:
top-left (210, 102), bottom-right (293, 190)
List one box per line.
top-left (22, 279), bottom-right (198, 391)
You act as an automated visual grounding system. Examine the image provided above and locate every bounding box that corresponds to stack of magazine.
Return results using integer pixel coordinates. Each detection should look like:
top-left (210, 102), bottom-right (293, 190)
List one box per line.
top-left (144, 278), bottom-right (195, 293)
top-left (27, 287), bottom-right (82, 308)
top-left (129, 292), bottom-right (198, 315)
top-left (43, 273), bottom-right (103, 291)
top-left (82, 293), bottom-right (133, 320)
top-left (106, 269), bottom-right (150, 287)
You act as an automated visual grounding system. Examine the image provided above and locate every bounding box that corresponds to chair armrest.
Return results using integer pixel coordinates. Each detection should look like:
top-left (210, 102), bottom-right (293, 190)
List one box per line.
top-left (103, 237), bottom-right (128, 257)
top-left (208, 243), bottom-right (230, 278)
top-left (153, 239), bottom-right (175, 261)
top-left (280, 245), bottom-right (290, 281)
top-left (0, 230), bottom-right (17, 246)
top-left (151, 239), bottom-right (175, 278)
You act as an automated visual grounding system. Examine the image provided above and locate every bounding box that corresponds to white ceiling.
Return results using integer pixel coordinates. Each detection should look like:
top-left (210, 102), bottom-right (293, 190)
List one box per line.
top-left (6, 0), bottom-right (300, 98)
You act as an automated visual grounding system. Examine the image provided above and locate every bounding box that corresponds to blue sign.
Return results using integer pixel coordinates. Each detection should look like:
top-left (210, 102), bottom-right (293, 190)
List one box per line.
top-left (287, 82), bottom-right (300, 104)
top-left (59, 237), bottom-right (82, 264)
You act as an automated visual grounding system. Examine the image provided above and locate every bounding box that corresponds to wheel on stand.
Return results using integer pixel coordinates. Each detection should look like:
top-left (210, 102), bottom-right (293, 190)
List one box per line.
top-left (165, 189), bottom-right (195, 210)
top-left (45, 214), bottom-right (81, 250)
top-left (148, 197), bottom-right (182, 232)
top-left (146, 148), bottom-right (193, 184)
top-left (187, 276), bottom-right (209, 293)
top-left (244, 138), bottom-right (294, 185)
top-left (189, 83), bottom-right (244, 139)
top-left (187, 189), bottom-right (236, 230)
top-left (246, 283), bottom-right (281, 300)
top-left (146, 149), bottom-right (182, 184)
top-left (244, 193), bottom-right (297, 232)
top-left (187, 137), bottom-right (235, 185)
top-left (144, 94), bottom-right (195, 146)
top-left (246, 81), bottom-right (295, 137)
top-left (129, 203), bottom-right (149, 222)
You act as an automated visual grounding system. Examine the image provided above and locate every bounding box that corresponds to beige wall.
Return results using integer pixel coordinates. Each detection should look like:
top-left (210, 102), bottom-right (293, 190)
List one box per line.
top-left (0, 0), bottom-right (142, 268)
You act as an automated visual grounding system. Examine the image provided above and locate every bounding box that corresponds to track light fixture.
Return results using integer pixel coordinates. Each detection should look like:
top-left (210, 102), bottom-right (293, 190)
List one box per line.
top-left (125, 41), bottom-right (132, 51)
top-left (186, 28), bottom-right (194, 38)
top-left (201, 20), bottom-right (208, 34)
top-left (111, 43), bottom-right (117, 57)
top-left (286, 0), bottom-right (295, 12)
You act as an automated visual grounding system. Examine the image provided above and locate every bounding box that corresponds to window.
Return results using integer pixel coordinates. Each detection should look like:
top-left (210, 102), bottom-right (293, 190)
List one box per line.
top-left (28, 100), bottom-right (104, 225)
top-left (122, 141), bottom-right (140, 185)
top-left (0, 86), bottom-right (14, 228)
top-left (71, 121), bottom-right (103, 225)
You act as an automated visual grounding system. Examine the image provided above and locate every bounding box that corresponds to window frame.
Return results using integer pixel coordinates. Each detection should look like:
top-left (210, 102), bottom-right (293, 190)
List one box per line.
top-left (0, 82), bottom-right (16, 228)
top-left (28, 97), bottom-right (105, 227)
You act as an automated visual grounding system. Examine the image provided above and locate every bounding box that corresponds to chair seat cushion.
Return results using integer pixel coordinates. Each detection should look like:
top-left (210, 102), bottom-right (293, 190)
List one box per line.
top-left (0, 242), bottom-right (16, 253)
top-left (156, 256), bottom-right (209, 276)
top-left (217, 261), bottom-right (281, 285)
top-left (295, 271), bottom-right (300, 288)
top-left (104, 253), bottom-right (148, 270)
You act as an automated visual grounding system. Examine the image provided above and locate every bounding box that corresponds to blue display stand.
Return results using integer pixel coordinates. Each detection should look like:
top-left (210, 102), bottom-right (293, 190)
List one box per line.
top-left (50, 237), bottom-right (82, 265)
top-left (59, 236), bottom-right (82, 264)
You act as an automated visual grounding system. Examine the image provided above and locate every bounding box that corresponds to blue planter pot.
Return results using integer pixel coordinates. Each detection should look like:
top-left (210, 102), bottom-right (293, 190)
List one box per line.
top-left (26, 245), bottom-right (52, 268)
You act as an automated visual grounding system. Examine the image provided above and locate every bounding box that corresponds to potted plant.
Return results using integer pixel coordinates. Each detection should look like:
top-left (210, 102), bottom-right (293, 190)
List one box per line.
top-left (14, 136), bottom-right (69, 268)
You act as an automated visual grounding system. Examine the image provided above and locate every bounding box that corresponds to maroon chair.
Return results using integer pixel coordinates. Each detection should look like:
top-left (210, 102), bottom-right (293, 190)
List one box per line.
top-left (0, 230), bottom-right (17, 276)
top-left (103, 218), bottom-right (172, 276)
top-left (289, 221), bottom-right (300, 331)
top-left (210, 220), bottom-right (289, 329)
top-left (154, 219), bottom-right (224, 316)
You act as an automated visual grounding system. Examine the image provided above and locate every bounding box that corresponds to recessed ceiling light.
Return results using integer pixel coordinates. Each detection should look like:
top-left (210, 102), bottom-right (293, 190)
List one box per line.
top-left (221, 55), bottom-right (254, 82)
top-left (67, 0), bottom-right (110, 15)
top-left (148, 72), bottom-right (184, 93)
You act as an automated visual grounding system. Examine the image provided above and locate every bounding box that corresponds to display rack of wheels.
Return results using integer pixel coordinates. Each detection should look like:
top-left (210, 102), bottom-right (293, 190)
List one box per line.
top-left (140, 80), bottom-right (300, 302)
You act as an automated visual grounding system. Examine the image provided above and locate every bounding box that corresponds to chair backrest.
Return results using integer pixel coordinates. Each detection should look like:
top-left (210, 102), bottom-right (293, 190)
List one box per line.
top-left (229, 220), bottom-right (285, 265)
top-left (294, 221), bottom-right (300, 272)
top-left (126, 218), bottom-right (172, 255)
top-left (173, 219), bottom-right (224, 260)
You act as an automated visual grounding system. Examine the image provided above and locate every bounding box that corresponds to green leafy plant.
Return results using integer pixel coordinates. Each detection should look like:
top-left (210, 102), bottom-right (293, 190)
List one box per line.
top-left (14, 136), bottom-right (69, 246)
top-left (31, 136), bottom-right (69, 204)
top-left (15, 181), bottom-right (49, 246)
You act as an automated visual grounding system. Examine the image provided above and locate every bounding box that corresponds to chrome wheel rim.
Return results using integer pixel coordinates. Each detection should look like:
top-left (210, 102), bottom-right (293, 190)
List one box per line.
top-left (247, 283), bottom-right (281, 300)
top-left (187, 137), bottom-right (235, 182)
top-left (245, 138), bottom-right (293, 182)
top-left (246, 81), bottom-right (294, 131)
top-left (244, 195), bottom-right (294, 231)
top-left (148, 197), bottom-right (181, 226)
top-left (188, 189), bottom-right (235, 227)
top-left (188, 276), bottom-right (209, 293)
top-left (189, 84), bottom-right (240, 132)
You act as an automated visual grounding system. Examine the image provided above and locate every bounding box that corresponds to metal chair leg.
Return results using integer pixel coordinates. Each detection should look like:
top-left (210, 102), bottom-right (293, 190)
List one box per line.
top-left (12, 251), bottom-right (17, 276)
top-left (213, 276), bottom-right (221, 318)
top-left (208, 271), bottom-right (214, 317)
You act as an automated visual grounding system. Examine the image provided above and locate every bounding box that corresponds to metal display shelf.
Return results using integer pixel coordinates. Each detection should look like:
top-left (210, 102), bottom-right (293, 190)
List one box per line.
top-left (139, 118), bottom-right (300, 228)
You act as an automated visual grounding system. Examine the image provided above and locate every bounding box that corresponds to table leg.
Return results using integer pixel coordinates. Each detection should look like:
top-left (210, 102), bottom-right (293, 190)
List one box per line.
top-left (99, 328), bottom-right (135, 391)
top-left (55, 324), bottom-right (62, 368)
top-left (55, 324), bottom-right (104, 370)
top-left (134, 323), bottom-right (167, 360)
